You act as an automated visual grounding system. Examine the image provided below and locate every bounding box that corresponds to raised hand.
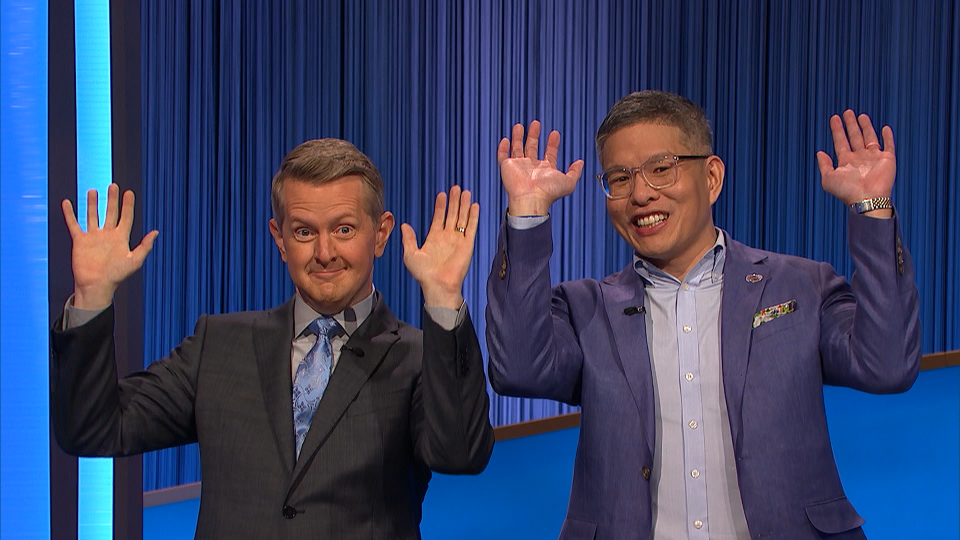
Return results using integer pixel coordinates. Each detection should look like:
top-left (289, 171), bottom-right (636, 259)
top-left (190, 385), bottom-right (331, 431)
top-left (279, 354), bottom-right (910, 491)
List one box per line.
top-left (62, 183), bottom-right (159, 310)
top-left (497, 120), bottom-right (584, 216)
top-left (816, 110), bottom-right (896, 216)
top-left (400, 185), bottom-right (480, 309)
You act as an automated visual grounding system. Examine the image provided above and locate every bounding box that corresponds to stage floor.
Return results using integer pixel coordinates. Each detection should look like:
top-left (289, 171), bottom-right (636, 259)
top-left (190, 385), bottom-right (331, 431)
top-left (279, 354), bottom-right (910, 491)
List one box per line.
top-left (145, 367), bottom-right (959, 539)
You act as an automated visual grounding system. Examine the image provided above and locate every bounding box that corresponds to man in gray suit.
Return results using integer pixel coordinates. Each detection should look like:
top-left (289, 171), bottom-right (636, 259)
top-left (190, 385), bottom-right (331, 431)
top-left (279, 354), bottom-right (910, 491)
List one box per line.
top-left (52, 139), bottom-right (494, 539)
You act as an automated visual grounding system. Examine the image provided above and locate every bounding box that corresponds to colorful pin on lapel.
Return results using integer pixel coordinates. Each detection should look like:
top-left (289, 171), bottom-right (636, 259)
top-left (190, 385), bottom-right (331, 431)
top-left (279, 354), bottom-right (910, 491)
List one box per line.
top-left (745, 273), bottom-right (763, 283)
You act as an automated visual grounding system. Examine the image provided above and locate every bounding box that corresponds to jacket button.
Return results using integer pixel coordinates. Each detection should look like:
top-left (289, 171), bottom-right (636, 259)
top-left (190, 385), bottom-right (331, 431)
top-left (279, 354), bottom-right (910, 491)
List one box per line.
top-left (641, 467), bottom-right (651, 480)
top-left (282, 505), bottom-right (297, 519)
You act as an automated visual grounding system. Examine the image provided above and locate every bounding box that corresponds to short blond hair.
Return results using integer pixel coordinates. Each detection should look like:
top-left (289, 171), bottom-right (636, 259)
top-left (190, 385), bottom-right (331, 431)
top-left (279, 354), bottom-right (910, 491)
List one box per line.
top-left (271, 139), bottom-right (385, 224)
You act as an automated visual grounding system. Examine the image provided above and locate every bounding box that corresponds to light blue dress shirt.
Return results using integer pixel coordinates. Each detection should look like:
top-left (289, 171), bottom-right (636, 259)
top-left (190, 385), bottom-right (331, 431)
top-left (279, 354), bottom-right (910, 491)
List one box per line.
top-left (635, 232), bottom-right (750, 539)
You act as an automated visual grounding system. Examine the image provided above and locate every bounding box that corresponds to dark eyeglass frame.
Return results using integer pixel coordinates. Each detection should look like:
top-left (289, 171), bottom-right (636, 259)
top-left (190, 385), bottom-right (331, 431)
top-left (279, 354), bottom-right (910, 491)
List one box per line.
top-left (596, 154), bottom-right (711, 199)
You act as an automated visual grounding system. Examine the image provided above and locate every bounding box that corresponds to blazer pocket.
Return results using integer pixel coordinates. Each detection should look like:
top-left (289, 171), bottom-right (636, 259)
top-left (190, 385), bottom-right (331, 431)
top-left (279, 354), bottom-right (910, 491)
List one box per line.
top-left (804, 496), bottom-right (865, 534)
top-left (346, 388), bottom-right (409, 417)
top-left (559, 517), bottom-right (597, 539)
top-left (751, 312), bottom-right (803, 346)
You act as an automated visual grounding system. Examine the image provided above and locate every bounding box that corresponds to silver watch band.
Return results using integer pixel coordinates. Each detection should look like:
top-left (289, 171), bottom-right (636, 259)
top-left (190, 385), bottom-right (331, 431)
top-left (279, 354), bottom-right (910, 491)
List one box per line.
top-left (850, 197), bottom-right (893, 214)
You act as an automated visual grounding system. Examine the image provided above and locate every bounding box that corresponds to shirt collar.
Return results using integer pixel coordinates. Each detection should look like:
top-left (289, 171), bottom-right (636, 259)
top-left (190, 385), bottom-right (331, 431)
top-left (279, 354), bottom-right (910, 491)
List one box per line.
top-left (633, 228), bottom-right (727, 287)
top-left (293, 287), bottom-right (376, 339)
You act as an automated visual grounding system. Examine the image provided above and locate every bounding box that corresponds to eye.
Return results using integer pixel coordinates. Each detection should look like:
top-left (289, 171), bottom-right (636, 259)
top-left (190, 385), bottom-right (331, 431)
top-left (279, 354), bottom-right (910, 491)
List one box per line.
top-left (647, 160), bottom-right (676, 176)
top-left (334, 225), bottom-right (357, 238)
top-left (606, 171), bottom-right (631, 184)
top-left (293, 227), bottom-right (316, 241)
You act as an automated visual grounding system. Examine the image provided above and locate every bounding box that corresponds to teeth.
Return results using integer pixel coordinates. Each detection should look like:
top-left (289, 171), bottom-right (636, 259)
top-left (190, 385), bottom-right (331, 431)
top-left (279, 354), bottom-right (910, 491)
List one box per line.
top-left (635, 214), bottom-right (667, 228)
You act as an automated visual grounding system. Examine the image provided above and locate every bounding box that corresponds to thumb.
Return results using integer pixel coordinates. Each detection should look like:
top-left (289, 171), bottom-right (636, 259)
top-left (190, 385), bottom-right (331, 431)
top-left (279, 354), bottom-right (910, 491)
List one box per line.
top-left (399, 223), bottom-right (419, 259)
top-left (815, 151), bottom-right (834, 177)
top-left (566, 159), bottom-right (585, 181)
top-left (130, 230), bottom-right (160, 266)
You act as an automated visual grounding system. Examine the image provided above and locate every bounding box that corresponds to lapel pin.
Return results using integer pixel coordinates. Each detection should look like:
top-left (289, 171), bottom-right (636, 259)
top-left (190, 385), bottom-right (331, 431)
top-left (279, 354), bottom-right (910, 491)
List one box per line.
top-left (745, 273), bottom-right (763, 283)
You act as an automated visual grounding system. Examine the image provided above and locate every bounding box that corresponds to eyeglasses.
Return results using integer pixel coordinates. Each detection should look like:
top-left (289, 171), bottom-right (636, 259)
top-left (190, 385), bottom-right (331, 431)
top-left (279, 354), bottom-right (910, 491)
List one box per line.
top-left (596, 154), bottom-right (711, 199)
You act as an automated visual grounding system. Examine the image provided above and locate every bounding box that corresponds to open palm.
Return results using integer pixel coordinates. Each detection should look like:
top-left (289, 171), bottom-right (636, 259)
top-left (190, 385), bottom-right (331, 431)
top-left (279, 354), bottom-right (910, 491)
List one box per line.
top-left (63, 184), bottom-right (158, 309)
top-left (497, 120), bottom-right (584, 216)
top-left (816, 110), bottom-right (896, 205)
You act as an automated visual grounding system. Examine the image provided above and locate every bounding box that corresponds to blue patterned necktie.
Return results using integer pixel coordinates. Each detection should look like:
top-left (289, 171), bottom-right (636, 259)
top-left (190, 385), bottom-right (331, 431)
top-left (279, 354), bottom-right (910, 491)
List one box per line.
top-left (293, 316), bottom-right (341, 458)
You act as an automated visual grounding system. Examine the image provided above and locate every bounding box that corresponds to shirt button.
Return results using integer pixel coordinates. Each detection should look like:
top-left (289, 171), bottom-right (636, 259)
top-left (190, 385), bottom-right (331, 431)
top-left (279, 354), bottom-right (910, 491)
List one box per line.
top-left (682, 283), bottom-right (690, 291)
top-left (688, 420), bottom-right (698, 429)
top-left (694, 520), bottom-right (703, 529)
top-left (685, 372), bottom-right (694, 381)
top-left (712, 272), bottom-right (719, 280)
top-left (682, 325), bottom-right (692, 333)
top-left (691, 469), bottom-right (700, 478)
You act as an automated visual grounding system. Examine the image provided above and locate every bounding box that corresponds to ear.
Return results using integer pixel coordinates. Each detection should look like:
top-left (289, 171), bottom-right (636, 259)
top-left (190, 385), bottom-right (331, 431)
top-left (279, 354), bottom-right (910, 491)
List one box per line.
top-left (269, 218), bottom-right (288, 262)
top-left (705, 155), bottom-right (725, 205)
top-left (374, 211), bottom-right (395, 258)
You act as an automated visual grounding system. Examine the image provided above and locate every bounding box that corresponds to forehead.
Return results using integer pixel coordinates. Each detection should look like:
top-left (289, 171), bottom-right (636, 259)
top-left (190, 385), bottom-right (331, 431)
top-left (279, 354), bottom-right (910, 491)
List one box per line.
top-left (599, 122), bottom-right (688, 165)
top-left (280, 176), bottom-right (371, 220)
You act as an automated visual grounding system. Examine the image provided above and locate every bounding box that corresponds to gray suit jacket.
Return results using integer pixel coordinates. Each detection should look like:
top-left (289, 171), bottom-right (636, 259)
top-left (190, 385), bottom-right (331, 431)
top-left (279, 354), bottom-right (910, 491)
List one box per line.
top-left (51, 293), bottom-right (494, 539)
top-left (486, 214), bottom-right (921, 539)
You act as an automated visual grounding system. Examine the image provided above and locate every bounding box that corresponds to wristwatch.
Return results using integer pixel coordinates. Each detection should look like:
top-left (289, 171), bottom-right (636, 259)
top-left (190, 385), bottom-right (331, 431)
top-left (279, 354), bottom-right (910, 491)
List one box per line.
top-left (850, 197), bottom-right (893, 214)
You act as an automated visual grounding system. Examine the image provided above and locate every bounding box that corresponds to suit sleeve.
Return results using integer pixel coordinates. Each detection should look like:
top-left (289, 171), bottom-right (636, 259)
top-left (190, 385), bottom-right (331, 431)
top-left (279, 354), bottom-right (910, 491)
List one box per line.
top-left (484, 217), bottom-right (585, 405)
top-left (413, 306), bottom-right (495, 475)
top-left (50, 305), bottom-right (202, 456)
top-left (818, 212), bottom-right (922, 393)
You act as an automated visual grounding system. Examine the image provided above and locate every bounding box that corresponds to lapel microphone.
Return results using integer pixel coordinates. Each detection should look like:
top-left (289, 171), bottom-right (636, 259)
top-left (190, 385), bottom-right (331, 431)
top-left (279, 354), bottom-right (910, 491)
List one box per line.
top-left (342, 345), bottom-right (365, 357)
top-left (623, 306), bottom-right (646, 316)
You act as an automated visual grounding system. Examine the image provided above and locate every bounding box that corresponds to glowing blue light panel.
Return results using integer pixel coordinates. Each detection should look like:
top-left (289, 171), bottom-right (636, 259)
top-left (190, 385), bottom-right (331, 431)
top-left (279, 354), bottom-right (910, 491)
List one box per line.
top-left (74, 0), bottom-right (113, 538)
top-left (0, 0), bottom-right (51, 539)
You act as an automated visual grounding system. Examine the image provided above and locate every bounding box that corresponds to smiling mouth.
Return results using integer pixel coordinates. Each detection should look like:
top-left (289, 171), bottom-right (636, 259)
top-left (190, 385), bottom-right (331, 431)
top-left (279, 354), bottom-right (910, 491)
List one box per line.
top-left (634, 213), bottom-right (667, 228)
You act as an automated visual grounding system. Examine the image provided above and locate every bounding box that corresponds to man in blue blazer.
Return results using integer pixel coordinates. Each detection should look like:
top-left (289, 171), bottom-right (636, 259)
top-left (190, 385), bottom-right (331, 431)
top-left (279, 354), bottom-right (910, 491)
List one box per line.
top-left (486, 91), bottom-right (920, 539)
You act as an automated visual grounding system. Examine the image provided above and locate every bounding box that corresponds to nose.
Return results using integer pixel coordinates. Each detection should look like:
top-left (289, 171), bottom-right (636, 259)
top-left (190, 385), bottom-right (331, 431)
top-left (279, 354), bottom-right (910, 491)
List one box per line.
top-left (313, 233), bottom-right (337, 265)
top-left (629, 170), bottom-right (659, 205)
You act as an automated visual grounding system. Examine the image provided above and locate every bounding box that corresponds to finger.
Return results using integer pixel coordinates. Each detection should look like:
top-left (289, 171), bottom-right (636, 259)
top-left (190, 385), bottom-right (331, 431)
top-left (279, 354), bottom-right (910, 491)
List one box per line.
top-left (497, 137), bottom-right (510, 165)
top-left (511, 123), bottom-right (525, 158)
top-left (446, 186), bottom-right (463, 229)
top-left (543, 130), bottom-right (561, 167)
top-left (130, 230), bottom-right (160, 265)
top-left (428, 191), bottom-right (447, 235)
top-left (525, 120), bottom-right (541, 159)
top-left (881, 125), bottom-right (895, 155)
top-left (104, 183), bottom-right (120, 228)
top-left (86, 188), bottom-right (100, 231)
top-left (828, 114), bottom-right (850, 154)
top-left (815, 151), bottom-right (835, 177)
top-left (456, 189), bottom-right (472, 230)
top-left (399, 223), bottom-right (420, 258)
top-left (464, 202), bottom-right (480, 246)
top-left (62, 199), bottom-right (83, 237)
top-left (857, 114), bottom-right (880, 149)
top-left (566, 159), bottom-right (585, 182)
top-left (842, 109), bottom-right (865, 149)
top-left (118, 189), bottom-right (136, 232)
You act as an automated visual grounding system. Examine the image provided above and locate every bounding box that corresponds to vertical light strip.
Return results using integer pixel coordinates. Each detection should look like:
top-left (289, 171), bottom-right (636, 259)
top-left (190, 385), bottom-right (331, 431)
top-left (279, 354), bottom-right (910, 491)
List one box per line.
top-left (0, 0), bottom-right (51, 539)
top-left (74, 0), bottom-right (113, 539)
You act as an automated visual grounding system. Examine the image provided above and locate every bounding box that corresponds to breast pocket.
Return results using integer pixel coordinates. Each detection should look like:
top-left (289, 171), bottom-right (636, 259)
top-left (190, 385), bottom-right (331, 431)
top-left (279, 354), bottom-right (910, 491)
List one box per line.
top-left (751, 306), bottom-right (805, 346)
top-left (346, 388), bottom-right (409, 417)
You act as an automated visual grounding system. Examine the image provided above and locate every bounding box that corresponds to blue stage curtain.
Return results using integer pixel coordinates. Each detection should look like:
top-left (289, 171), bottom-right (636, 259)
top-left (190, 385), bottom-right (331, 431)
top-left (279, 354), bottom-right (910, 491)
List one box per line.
top-left (140, 0), bottom-right (960, 489)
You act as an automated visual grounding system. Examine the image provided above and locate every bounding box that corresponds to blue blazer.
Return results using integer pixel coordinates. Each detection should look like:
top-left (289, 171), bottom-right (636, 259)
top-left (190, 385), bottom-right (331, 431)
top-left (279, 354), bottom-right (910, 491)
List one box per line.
top-left (486, 214), bottom-right (920, 540)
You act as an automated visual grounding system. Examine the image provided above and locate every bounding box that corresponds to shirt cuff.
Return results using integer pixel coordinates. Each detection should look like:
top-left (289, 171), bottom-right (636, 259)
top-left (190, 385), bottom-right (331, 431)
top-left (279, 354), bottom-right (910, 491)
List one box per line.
top-left (424, 301), bottom-right (467, 331)
top-left (506, 214), bottom-right (549, 230)
top-left (62, 295), bottom-right (109, 330)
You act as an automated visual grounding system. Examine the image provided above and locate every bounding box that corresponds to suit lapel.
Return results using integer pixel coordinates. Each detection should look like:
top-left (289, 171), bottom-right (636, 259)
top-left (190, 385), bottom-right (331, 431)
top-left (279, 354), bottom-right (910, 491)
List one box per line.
top-left (599, 266), bottom-right (656, 453)
top-left (288, 292), bottom-right (399, 488)
top-left (720, 233), bottom-right (768, 451)
top-left (253, 297), bottom-right (298, 475)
